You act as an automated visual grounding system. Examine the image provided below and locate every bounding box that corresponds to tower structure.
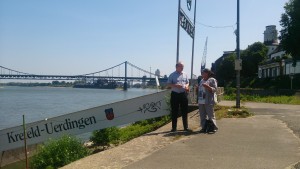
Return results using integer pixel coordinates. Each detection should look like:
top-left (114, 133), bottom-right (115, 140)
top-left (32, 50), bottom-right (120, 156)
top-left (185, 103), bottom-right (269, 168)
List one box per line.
top-left (155, 69), bottom-right (160, 77)
top-left (263, 25), bottom-right (278, 45)
top-left (263, 25), bottom-right (279, 57)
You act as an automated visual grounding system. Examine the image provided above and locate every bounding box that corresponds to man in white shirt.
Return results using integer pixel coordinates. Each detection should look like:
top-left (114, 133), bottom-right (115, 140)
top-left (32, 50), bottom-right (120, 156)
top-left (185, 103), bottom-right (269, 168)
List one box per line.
top-left (167, 61), bottom-right (190, 132)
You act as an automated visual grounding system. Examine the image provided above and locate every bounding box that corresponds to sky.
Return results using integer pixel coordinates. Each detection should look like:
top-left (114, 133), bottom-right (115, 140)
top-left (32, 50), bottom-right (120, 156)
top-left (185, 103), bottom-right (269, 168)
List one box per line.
top-left (0, 0), bottom-right (288, 80)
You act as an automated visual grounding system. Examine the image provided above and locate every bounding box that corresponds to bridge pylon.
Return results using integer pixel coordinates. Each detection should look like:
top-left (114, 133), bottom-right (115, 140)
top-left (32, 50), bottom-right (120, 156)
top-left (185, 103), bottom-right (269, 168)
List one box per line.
top-left (123, 61), bottom-right (128, 90)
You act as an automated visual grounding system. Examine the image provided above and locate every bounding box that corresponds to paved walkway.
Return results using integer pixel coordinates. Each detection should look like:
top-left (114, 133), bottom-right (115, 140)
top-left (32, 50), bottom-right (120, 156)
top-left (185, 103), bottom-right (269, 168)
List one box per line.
top-left (62, 102), bottom-right (300, 169)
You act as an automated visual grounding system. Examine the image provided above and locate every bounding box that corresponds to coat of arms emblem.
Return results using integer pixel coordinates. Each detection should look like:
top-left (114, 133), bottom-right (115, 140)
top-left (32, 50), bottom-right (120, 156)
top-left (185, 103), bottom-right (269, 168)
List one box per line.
top-left (105, 108), bottom-right (114, 120)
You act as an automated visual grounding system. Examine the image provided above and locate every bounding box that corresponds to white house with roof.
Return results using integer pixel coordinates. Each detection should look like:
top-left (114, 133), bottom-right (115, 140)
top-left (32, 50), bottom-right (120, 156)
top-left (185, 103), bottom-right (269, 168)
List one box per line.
top-left (258, 25), bottom-right (300, 78)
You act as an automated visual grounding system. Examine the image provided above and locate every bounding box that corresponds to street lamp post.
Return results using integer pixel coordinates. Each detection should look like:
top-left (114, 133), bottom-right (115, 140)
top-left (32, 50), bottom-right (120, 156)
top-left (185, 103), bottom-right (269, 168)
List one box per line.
top-left (236, 0), bottom-right (241, 108)
top-left (176, 0), bottom-right (181, 64)
top-left (191, 0), bottom-right (197, 80)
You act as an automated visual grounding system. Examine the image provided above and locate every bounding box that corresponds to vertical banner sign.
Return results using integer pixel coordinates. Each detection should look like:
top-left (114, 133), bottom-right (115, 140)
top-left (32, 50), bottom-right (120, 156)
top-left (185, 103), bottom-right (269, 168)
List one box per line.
top-left (176, 0), bottom-right (196, 78)
top-left (187, 0), bottom-right (192, 11)
top-left (0, 90), bottom-right (170, 152)
top-left (180, 0), bottom-right (195, 39)
top-left (179, 9), bottom-right (195, 38)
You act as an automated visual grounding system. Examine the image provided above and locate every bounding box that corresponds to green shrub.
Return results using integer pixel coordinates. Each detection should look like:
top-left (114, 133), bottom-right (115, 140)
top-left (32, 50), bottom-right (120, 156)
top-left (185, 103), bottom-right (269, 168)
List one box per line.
top-left (224, 87), bottom-right (236, 95)
top-left (30, 135), bottom-right (90, 169)
top-left (119, 116), bottom-right (171, 143)
top-left (90, 115), bottom-right (171, 147)
top-left (119, 124), bottom-right (149, 142)
top-left (90, 126), bottom-right (120, 146)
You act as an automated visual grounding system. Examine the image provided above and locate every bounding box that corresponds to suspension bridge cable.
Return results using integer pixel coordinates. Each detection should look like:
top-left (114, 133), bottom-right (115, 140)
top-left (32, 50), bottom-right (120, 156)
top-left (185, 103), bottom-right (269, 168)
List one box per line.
top-left (79, 62), bottom-right (126, 76)
top-left (0, 66), bottom-right (33, 75)
top-left (127, 62), bottom-right (163, 78)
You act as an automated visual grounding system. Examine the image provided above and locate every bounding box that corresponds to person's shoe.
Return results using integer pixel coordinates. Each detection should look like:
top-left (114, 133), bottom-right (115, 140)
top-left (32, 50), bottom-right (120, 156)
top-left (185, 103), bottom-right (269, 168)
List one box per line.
top-left (199, 129), bottom-right (206, 133)
top-left (170, 128), bottom-right (176, 132)
top-left (207, 129), bottom-right (217, 134)
top-left (184, 128), bottom-right (192, 132)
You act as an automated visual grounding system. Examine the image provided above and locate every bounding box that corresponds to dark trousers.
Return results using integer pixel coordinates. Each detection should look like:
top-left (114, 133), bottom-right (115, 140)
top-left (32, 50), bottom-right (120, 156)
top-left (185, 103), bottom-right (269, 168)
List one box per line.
top-left (170, 91), bottom-right (188, 130)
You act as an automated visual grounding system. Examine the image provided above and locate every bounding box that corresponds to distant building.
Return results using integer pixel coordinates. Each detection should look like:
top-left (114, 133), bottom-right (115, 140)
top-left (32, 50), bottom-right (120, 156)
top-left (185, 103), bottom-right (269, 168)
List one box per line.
top-left (258, 25), bottom-right (300, 78)
top-left (264, 25), bottom-right (279, 56)
top-left (155, 69), bottom-right (160, 77)
top-left (264, 25), bottom-right (279, 45)
top-left (259, 25), bottom-right (282, 78)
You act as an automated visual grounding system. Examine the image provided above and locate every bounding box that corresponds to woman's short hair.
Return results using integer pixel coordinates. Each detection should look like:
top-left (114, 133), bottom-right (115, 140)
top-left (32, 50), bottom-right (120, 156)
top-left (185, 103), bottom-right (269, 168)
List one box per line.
top-left (201, 68), bottom-right (214, 76)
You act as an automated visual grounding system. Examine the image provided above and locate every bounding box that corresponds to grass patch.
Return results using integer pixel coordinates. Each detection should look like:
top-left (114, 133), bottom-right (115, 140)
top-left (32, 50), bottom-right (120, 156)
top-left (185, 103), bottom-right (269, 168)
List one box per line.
top-left (223, 94), bottom-right (300, 105)
top-left (215, 105), bottom-right (253, 119)
top-left (0, 160), bottom-right (28, 169)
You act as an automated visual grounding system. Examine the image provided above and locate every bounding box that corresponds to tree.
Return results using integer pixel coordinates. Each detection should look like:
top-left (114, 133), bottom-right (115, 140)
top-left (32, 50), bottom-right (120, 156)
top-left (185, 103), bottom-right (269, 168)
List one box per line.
top-left (241, 42), bottom-right (268, 77)
top-left (280, 0), bottom-right (300, 64)
top-left (216, 54), bottom-right (235, 86)
top-left (52, 80), bottom-right (60, 85)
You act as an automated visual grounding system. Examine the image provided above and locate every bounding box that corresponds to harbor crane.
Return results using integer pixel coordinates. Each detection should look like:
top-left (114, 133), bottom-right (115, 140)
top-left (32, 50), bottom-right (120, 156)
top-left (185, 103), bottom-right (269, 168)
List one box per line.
top-left (201, 37), bottom-right (208, 72)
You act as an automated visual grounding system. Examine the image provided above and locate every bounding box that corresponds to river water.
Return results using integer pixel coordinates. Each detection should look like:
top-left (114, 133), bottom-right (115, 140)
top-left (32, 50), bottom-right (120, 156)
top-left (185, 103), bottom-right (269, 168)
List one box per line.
top-left (0, 86), bottom-right (159, 130)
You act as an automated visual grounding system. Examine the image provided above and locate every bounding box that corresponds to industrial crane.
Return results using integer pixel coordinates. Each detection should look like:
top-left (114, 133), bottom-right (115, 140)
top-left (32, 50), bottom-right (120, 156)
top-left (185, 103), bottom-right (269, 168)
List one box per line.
top-left (201, 37), bottom-right (208, 72)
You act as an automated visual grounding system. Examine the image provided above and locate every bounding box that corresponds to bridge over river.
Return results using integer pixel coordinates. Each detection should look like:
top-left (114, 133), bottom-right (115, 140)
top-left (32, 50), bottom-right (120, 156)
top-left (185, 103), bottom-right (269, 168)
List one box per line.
top-left (0, 61), bottom-right (168, 90)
